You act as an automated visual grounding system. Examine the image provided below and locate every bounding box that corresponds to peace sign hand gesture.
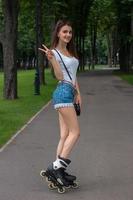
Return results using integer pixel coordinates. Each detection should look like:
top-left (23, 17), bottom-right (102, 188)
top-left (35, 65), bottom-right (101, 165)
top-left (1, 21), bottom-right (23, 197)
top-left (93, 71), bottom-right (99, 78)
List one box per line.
top-left (38, 44), bottom-right (54, 61)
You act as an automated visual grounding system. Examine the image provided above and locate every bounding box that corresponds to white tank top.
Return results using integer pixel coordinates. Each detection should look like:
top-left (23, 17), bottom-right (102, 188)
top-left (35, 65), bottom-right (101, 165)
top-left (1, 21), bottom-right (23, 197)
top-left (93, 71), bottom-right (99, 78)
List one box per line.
top-left (52, 49), bottom-right (79, 85)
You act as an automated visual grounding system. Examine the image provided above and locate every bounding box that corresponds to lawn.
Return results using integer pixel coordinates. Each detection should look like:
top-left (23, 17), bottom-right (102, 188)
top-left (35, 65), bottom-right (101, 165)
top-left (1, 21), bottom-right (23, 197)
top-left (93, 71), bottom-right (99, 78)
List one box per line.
top-left (0, 69), bottom-right (57, 148)
top-left (114, 70), bottom-right (133, 85)
top-left (119, 74), bottom-right (133, 85)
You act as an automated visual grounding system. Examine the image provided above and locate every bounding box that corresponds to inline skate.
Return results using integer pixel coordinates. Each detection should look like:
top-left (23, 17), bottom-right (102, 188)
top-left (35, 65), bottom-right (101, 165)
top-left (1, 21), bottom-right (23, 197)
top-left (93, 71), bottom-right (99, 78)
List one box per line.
top-left (40, 156), bottom-right (79, 193)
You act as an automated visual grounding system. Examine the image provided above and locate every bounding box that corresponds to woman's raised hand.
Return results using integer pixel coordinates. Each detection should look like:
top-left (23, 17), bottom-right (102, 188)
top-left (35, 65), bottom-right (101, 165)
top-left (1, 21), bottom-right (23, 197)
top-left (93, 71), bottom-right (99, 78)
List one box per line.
top-left (38, 44), bottom-right (54, 60)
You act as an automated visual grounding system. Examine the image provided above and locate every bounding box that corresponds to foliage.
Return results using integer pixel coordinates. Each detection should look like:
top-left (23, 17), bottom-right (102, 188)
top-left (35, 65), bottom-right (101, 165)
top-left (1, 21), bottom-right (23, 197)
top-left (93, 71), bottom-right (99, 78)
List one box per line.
top-left (114, 0), bottom-right (132, 40)
top-left (18, 0), bottom-right (35, 59)
top-left (0, 0), bottom-right (132, 69)
top-left (85, 0), bottom-right (116, 64)
top-left (42, 0), bottom-right (68, 46)
top-left (1, 0), bottom-right (118, 66)
top-left (17, 0), bottom-right (70, 60)
top-left (0, 0), bottom-right (3, 28)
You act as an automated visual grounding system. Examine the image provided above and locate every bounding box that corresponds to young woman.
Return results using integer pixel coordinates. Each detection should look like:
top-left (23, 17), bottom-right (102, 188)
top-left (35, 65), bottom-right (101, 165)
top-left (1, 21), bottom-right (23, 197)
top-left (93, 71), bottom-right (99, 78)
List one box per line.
top-left (39, 20), bottom-right (82, 187)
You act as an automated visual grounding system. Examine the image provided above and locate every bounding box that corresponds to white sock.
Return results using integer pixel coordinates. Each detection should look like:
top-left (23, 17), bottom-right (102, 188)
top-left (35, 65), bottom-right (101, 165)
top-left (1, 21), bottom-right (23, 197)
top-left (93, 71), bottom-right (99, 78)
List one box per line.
top-left (53, 157), bottom-right (68, 170)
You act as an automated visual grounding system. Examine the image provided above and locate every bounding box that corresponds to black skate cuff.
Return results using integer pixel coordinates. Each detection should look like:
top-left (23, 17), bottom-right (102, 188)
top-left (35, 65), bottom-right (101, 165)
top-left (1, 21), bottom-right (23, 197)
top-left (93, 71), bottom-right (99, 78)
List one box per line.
top-left (58, 155), bottom-right (71, 165)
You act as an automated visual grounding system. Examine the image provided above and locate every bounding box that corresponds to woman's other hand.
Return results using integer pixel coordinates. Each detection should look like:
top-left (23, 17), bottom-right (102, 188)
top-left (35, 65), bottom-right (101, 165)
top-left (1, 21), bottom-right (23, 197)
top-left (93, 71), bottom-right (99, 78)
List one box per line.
top-left (75, 93), bottom-right (82, 108)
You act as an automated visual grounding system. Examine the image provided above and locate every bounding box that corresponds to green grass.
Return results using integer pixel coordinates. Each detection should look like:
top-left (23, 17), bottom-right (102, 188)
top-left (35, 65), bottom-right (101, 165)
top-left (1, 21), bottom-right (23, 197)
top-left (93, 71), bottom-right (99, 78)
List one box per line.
top-left (0, 69), bottom-right (57, 148)
top-left (119, 74), bottom-right (133, 85)
top-left (114, 71), bottom-right (133, 85)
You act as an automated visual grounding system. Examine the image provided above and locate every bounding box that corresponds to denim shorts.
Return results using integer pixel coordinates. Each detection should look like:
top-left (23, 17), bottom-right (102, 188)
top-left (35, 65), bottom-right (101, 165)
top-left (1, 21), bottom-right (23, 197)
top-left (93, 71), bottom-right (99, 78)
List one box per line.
top-left (52, 81), bottom-right (76, 109)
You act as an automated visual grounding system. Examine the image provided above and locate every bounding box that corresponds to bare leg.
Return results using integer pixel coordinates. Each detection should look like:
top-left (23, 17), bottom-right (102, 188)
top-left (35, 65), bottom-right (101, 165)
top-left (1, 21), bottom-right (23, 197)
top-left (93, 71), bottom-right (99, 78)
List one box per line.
top-left (58, 106), bottom-right (80, 158)
top-left (56, 113), bottom-right (69, 158)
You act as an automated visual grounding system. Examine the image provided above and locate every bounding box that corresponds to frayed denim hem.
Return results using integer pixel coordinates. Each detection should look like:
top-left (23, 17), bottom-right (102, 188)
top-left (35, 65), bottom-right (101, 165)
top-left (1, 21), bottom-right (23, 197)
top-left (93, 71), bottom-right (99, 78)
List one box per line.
top-left (54, 103), bottom-right (74, 109)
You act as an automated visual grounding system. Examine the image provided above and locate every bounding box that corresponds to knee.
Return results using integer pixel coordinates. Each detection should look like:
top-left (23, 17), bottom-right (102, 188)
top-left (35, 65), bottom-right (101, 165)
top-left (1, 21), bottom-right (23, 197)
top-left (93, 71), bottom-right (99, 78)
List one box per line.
top-left (76, 126), bottom-right (80, 138)
top-left (60, 131), bottom-right (69, 141)
top-left (76, 130), bottom-right (80, 139)
top-left (72, 129), bottom-right (80, 139)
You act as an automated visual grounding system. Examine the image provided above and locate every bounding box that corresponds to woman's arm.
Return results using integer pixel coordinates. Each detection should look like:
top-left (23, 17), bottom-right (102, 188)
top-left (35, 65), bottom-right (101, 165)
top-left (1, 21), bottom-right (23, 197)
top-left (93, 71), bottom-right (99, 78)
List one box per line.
top-left (49, 56), bottom-right (63, 80)
top-left (39, 45), bottom-right (63, 80)
top-left (75, 78), bottom-right (81, 95)
top-left (75, 78), bottom-right (82, 106)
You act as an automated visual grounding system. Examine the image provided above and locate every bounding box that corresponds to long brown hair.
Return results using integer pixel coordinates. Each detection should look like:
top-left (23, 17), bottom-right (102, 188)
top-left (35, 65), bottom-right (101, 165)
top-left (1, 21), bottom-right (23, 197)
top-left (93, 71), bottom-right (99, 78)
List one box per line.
top-left (51, 20), bottom-right (78, 58)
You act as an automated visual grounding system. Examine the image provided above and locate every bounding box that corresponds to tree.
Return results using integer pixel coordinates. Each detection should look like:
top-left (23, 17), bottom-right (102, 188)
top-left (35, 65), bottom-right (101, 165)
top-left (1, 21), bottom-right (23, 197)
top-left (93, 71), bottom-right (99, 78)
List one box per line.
top-left (66, 0), bottom-right (94, 70)
top-left (37, 0), bottom-right (45, 85)
top-left (17, 0), bottom-right (35, 70)
top-left (0, 0), bottom-right (3, 70)
top-left (0, 0), bottom-right (19, 99)
top-left (129, 4), bottom-right (133, 69)
top-left (86, 0), bottom-right (117, 69)
top-left (88, 0), bottom-right (99, 69)
top-left (115, 0), bottom-right (133, 72)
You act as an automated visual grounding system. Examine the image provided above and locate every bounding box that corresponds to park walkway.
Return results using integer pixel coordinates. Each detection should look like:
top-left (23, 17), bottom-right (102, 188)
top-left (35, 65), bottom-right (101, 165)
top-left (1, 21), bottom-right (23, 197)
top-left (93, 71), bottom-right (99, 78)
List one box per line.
top-left (0, 69), bottom-right (133, 200)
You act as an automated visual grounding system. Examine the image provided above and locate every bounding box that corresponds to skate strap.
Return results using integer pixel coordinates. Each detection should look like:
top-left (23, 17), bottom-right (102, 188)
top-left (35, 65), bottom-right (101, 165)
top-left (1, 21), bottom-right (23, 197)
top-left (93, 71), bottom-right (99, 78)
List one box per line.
top-left (53, 158), bottom-right (68, 170)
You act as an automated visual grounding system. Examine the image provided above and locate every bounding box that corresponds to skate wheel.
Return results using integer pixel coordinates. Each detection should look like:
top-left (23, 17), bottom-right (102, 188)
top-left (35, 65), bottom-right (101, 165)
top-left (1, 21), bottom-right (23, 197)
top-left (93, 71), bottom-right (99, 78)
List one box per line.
top-left (45, 177), bottom-right (50, 182)
top-left (52, 183), bottom-right (58, 189)
top-left (65, 185), bottom-right (71, 189)
top-left (40, 170), bottom-right (46, 177)
top-left (40, 170), bottom-right (49, 182)
top-left (58, 187), bottom-right (66, 194)
top-left (48, 182), bottom-right (57, 189)
top-left (72, 181), bottom-right (79, 189)
top-left (48, 183), bottom-right (56, 190)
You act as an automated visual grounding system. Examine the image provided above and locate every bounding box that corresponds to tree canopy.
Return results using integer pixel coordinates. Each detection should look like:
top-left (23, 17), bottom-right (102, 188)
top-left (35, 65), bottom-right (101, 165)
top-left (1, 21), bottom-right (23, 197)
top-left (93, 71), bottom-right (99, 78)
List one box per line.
top-left (0, 0), bottom-right (132, 99)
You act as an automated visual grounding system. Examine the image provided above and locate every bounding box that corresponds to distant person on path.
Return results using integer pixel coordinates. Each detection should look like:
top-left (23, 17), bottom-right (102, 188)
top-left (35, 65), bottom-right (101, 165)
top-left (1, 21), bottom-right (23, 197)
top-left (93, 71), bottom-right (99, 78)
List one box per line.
top-left (39, 19), bottom-right (82, 187)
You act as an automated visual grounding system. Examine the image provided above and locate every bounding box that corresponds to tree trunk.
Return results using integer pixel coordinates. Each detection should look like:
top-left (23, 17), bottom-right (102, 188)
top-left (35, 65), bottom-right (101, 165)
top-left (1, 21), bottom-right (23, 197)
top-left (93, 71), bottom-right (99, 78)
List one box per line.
top-left (79, 33), bottom-right (83, 71)
top-left (82, 36), bottom-right (85, 71)
top-left (119, 42), bottom-right (130, 72)
top-left (129, 6), bottom-right (133, 69)
top-left (90, 22), bottom-right (97, 69)
top-left (118, 19), bottom-right (131, 72)
top-left (37, 0), bottom-right (45, 85)
top-left (115, 1), bottom-right (131, 72)
top-left (107, 31), bottom-right (113, 68)
top-left (2, 0), bottom-right (19, 99)
top-left (0, 43), bottom-right (3, 70)
top-left (112, 27), bottom-right (119, 67)
top-left (78, 32), bottom-right (82, 71)
top-left (0, 33), bottom-right (4, 44)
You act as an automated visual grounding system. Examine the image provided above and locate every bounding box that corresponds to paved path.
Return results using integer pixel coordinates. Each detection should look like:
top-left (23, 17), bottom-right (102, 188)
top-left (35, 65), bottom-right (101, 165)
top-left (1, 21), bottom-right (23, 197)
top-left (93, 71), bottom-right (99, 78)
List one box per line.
top-left (0, 70), bottom-right (133, 200)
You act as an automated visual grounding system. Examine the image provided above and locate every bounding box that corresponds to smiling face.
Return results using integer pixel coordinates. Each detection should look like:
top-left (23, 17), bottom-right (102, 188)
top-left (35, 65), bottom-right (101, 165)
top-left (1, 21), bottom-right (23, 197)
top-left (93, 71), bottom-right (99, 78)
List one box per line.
top-left (58, 25), bottom-right (73, 44)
